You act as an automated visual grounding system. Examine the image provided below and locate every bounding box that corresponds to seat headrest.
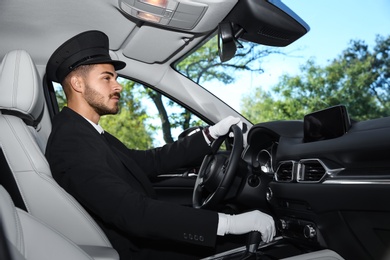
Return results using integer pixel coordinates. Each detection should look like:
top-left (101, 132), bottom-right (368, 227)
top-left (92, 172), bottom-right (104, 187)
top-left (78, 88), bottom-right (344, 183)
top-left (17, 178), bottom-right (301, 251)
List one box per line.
top-left (0, 50), bottom-right (44, 123)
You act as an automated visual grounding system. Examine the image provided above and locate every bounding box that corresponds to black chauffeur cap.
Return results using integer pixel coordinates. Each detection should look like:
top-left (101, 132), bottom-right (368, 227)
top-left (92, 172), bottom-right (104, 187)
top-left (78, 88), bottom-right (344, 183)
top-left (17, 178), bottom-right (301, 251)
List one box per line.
top-left (46, 30), bottom-right (126, 83)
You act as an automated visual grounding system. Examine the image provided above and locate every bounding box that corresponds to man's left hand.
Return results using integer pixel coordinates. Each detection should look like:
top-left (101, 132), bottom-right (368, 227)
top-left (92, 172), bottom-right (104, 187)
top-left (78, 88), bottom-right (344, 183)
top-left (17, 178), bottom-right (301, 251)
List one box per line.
top-left (208, 116), bottom-right (241, 139)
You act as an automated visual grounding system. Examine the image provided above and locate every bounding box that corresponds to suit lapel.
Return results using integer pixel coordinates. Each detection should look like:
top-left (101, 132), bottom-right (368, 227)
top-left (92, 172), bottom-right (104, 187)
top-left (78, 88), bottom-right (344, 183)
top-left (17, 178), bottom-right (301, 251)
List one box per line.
top-left (103, 133), bottom-right (156, 198)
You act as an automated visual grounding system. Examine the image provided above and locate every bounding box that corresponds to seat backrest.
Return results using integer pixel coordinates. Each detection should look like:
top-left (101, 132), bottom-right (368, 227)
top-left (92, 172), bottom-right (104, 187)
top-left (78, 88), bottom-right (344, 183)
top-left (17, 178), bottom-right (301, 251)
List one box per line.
top-left (0, 185), bottom-right (94, 260)
top-left (0, 50), bottom-right (112, 247)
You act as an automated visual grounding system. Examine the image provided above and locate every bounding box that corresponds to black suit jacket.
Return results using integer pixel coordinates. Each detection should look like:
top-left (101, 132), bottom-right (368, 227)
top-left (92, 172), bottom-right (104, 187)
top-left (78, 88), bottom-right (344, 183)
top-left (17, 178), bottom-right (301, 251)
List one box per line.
top-left (45, 107), bottom-right (218, 258)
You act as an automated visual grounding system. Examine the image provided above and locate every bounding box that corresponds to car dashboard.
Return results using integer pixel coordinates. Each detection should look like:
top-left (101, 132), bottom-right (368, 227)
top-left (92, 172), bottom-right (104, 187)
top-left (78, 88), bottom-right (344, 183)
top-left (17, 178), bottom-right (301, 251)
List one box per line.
top-left (242, 110), bottom-right (390, 260)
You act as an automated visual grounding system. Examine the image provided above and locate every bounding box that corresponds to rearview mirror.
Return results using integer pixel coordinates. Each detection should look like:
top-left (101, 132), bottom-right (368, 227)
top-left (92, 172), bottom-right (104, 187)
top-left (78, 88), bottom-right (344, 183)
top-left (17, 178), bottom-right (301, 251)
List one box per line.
top-left (218, 22), bottom-right (245, 62)
top-left (218, 22), bottom-right (237, 62)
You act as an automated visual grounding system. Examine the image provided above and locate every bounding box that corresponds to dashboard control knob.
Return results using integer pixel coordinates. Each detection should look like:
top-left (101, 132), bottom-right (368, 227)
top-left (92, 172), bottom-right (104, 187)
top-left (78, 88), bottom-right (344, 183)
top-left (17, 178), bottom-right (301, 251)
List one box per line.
top-left (303, 224), bottom-right (316, 239)
top-left (247, 175), bottom-right (260, 187)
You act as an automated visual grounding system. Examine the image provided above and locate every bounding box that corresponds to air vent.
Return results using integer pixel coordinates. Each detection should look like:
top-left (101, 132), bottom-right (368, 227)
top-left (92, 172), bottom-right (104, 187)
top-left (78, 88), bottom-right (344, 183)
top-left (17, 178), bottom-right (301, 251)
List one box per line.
top-left (298, 159), bottom-right (326, 183)
top-left (275, 161), bottom-right (295, 182)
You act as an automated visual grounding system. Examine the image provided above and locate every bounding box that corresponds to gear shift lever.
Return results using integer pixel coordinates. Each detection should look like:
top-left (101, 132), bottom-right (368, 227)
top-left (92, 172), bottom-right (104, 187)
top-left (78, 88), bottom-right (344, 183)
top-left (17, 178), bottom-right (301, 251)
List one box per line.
top-left (246, 231), bottom-right (262, 254)
top-left (240, 231), bottom-right (262, 259)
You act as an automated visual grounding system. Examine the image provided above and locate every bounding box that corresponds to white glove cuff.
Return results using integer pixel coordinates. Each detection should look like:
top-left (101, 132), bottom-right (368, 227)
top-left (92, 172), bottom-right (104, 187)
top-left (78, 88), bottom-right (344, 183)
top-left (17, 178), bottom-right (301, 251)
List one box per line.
top-left (217, 213), bottom-right (229, 236)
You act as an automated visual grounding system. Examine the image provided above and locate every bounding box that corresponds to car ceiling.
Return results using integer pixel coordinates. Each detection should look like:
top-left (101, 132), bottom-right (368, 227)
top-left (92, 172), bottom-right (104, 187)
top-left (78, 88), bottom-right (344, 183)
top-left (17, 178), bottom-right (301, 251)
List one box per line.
top-left (0, 0), bottom-right (237, 76)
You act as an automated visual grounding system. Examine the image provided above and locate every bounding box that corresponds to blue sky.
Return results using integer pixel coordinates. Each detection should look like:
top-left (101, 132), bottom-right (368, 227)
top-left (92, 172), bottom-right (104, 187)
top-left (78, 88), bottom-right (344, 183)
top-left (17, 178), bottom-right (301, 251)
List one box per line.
top-left (284, 0), bottom-right (390, 65)
top-left (209, 0), bottom-right (390, 112)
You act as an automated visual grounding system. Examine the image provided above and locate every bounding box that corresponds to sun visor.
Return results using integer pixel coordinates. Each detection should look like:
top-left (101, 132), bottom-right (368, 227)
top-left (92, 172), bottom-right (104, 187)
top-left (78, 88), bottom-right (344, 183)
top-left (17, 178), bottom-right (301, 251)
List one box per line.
top-left (122, 26), bottom-right (193, 64)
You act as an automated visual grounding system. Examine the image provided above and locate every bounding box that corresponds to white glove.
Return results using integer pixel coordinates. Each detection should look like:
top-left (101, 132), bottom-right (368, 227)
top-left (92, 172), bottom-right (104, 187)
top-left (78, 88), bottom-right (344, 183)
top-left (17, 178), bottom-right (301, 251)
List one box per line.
top-left (217, 210), bottom-right (276, 243)
top-left (208, 116), bottom-right (241, 139)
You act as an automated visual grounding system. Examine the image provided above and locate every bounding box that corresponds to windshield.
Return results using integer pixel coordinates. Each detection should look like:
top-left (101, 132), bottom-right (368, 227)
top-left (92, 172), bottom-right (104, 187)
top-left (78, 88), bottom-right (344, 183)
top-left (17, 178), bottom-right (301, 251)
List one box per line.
top-left (175, 0), bottom-right (390, 123)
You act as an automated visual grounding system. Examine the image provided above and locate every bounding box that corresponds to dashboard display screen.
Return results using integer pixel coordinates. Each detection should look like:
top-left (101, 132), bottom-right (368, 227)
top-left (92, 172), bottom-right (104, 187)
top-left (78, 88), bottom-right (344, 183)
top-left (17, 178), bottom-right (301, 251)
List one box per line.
top-left (304, 105), bottom-right (351, 142)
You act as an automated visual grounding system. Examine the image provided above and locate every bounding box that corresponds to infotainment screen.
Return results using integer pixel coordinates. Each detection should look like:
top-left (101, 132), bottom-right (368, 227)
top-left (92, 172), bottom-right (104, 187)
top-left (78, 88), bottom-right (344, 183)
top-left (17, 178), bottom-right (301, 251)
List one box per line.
top-left (304, 105), bottom-right (351, 142)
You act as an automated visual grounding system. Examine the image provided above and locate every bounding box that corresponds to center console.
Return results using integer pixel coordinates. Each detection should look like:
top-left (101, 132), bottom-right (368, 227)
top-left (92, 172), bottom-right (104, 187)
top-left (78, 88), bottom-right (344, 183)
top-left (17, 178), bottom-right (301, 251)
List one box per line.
top-left (202, 236), bottom-right (344, 260)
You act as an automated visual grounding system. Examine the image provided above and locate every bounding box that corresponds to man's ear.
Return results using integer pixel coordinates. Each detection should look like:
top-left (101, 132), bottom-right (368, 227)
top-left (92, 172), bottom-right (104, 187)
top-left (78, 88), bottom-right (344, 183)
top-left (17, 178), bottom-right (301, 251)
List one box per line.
top-left (70, 75), bottom-right (83, 93)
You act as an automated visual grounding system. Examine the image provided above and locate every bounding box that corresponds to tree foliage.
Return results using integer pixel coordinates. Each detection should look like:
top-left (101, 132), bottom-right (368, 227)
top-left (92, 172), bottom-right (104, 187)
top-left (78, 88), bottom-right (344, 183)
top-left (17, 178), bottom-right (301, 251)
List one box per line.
top-left (177, 36), bottom-right (280, 85)
top-left (241, 35), bottom-right (390, 123)
top-left (141, 35), bottom-right (282, 143)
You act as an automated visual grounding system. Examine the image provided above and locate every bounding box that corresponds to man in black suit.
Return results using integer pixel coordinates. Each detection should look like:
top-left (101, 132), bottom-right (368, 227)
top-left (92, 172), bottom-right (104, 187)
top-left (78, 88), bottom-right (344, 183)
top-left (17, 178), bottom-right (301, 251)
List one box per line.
top-left (45, 30), bottom-right (275, 259)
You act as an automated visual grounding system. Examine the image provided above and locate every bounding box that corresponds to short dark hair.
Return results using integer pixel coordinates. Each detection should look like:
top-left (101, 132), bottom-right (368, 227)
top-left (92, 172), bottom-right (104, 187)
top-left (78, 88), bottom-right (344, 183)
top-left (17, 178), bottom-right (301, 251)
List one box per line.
top-left (62, 64), bottom-right (96, 96)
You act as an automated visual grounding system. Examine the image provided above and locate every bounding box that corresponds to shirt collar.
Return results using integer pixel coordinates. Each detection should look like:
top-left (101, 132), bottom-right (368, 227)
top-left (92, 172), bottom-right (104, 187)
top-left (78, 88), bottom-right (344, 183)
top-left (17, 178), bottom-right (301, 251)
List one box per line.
top-left (83, 117), bottom-right (104, 134)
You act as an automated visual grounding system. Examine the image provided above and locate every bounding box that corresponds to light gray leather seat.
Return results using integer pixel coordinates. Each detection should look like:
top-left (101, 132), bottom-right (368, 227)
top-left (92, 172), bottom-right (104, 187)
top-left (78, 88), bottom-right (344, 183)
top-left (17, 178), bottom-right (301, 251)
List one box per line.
top-left (0, 185), bottom-right (95, 260)
top-left (0, 50), bottom-right (118, 259)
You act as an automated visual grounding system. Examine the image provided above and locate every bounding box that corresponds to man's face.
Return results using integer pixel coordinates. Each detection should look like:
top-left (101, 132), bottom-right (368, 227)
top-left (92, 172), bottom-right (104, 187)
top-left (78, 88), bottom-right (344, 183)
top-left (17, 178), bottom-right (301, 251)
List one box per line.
top-left (82, 64), bottom-right (122, 116)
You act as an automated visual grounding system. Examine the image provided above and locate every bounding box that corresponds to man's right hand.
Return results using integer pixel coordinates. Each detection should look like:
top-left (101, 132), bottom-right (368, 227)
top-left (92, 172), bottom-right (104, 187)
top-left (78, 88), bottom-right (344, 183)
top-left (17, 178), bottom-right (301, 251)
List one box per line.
top-left (218, 210), bottom-right (276, 243)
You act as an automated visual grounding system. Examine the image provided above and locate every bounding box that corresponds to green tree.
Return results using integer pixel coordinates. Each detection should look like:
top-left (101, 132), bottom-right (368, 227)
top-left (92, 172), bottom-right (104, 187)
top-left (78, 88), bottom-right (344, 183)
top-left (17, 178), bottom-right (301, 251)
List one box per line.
top-left (177, 36), bottom-right (273, 84)
top-left (241, 35), bottom-right (390, 123)
top-left (168, 35), bottom-right (281, 134)
top-left (55, 87), bottom-right (67, 109)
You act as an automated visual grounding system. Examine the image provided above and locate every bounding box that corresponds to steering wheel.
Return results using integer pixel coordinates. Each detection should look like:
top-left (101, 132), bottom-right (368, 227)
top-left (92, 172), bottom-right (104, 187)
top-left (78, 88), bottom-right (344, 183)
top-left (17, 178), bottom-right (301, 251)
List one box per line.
top-left (193, 124), bottom-right (243, 209)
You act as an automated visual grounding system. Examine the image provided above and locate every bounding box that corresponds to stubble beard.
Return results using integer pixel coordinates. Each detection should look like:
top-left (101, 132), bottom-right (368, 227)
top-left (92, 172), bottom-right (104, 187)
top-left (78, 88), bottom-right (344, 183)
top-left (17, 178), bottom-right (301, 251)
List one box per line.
top-left (84, 84), bottom-right (120, 116)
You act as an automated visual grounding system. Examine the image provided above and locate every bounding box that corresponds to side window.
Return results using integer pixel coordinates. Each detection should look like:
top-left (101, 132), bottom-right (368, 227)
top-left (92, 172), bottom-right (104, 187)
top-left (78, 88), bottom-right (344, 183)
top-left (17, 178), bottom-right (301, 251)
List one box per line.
top-left (53, 78), bottom-right (205, 149)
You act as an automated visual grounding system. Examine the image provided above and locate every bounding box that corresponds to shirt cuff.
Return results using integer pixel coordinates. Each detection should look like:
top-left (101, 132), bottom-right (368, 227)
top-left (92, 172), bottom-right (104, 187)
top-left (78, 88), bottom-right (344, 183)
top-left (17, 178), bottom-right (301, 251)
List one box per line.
top-left (202, 126), bottom-right (215, 145)
top-left (217, 213), bottom-right (228, 236)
